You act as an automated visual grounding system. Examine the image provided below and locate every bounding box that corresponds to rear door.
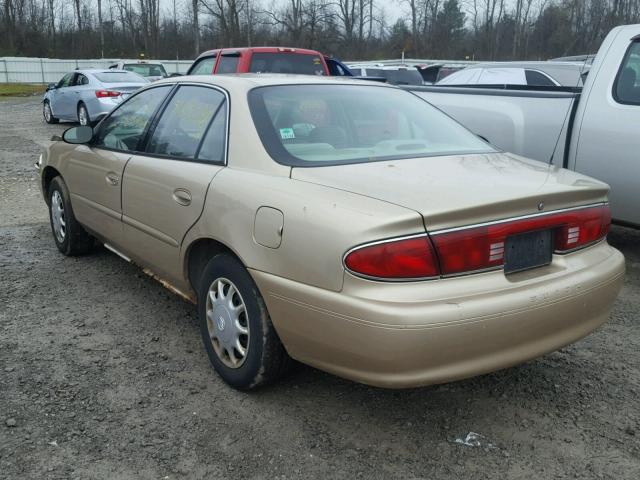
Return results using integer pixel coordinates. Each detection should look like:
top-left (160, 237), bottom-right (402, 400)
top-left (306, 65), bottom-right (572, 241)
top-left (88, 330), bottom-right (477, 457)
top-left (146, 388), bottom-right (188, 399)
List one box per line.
top-left (64, 85), bottom-right (172, 249)
top-left (121, 84), bottom-right (228, 285)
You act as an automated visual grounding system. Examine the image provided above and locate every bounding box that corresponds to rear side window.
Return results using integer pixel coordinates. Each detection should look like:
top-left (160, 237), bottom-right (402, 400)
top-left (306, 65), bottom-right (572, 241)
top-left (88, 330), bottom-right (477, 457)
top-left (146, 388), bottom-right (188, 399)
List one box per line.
top-left (94, 86), bottom-right (171, 151)
top-left (94, 71), bottom-right (147, 83)
top-left (525, 70), bottom-right (557, 86)
top-left (217, 55), bottom-right (240, 74)
top-left (198, 103), bottom-right (228, 163)
top-left (614, 41), bottom-right (640, 105)
top-left (249, 53), bottom-right (325, 75)
top-left (146, 86), bottom-right (226, 160)
top-left (190, 57), bottom-right (217, 75)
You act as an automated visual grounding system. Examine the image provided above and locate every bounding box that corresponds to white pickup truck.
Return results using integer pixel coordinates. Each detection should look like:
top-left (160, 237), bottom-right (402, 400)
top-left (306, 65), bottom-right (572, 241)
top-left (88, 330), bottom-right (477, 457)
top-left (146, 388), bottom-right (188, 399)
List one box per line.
top-left (407, 24), bottom-right (640, 227)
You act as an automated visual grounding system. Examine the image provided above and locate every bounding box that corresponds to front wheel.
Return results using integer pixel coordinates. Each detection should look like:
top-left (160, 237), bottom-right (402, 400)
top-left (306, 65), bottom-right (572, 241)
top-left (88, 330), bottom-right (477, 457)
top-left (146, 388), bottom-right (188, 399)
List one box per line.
top-left (77, 103), bottom-right (90, 126)
top-left (47, 176), bottom-right (93, 256)
top-left (197, 254), bottom-right (291, 390)
top-left (43, 101), bottom-right (58, 124)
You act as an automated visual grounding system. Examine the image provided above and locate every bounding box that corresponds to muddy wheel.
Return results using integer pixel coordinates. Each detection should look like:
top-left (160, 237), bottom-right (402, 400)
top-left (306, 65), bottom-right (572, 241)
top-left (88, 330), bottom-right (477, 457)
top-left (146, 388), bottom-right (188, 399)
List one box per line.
top-left (197, 253), bottom-right (291, 390)
top-left (47, 176), bottom-right (93, 256)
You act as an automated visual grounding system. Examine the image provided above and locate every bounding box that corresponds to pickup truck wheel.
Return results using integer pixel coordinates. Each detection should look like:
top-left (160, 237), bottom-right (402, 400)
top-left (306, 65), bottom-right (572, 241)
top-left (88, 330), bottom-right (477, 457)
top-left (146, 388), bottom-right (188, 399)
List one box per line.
top-left (77, 103), bottom-right (90, 126)
top-left (198, 253), bottom-right (291, 390)
top-left (47, 176), bottom-right (93, 256)
top-left (43, 101), bottom-right (58, 124)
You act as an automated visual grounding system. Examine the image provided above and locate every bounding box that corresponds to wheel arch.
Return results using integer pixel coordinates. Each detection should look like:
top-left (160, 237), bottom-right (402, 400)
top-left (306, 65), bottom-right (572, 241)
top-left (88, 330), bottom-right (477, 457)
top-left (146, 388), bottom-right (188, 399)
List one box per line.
top-left (185, 237), bottom-right (246, 292)
top-left (42, 166), bottom-right (62, 205)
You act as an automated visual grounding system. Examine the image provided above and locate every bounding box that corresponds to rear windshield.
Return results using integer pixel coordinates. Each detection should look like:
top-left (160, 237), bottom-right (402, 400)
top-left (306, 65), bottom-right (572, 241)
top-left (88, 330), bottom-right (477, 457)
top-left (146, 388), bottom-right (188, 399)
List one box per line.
top-left (249, 53), bottom-right (325, 76)
top-left (249, 85), bottom-right (495, 167)
top-left (382, 69), bottom-right (424, 85)
top-left (94, 71), bottom-right (147, 83)
top-left (123, 64), bottom-right (167, 77)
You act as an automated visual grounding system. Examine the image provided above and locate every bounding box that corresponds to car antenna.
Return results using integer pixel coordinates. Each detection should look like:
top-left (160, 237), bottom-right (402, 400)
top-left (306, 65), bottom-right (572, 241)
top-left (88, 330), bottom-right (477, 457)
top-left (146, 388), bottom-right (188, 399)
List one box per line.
top-left (547, 60), bottom-right (586, 166)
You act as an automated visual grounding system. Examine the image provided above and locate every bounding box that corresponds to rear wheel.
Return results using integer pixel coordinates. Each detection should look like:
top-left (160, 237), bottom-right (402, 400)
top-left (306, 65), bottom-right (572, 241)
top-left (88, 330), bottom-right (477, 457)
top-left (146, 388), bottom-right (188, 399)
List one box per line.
top-left (77, 103), bottom-right (90, 126)
top-left (47, 176), bottom-right (93, 256)
top-left (43, 101), bottom-right (58, 124)
top-left (197, 254), bottom-right (291, 390)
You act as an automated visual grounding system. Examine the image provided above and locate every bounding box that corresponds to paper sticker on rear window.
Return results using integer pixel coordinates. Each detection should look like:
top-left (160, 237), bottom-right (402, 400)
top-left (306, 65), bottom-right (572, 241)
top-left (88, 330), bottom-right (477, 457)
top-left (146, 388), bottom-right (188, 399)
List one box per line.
top-left (280, 128), bottom-right (295, 139)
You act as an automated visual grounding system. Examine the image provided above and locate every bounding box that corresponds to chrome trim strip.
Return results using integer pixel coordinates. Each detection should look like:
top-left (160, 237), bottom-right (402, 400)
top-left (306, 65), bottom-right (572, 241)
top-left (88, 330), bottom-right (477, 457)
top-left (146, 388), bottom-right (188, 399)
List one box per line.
top-left (430, 202), bottom-right (608, 235)
top-left (104, 243), bottom-right (131, 262)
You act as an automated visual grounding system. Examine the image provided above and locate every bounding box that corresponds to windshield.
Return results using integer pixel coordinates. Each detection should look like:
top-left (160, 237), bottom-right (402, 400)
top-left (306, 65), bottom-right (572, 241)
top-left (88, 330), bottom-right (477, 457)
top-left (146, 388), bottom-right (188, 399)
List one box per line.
top-left (94, 71), bottom-right (148, 83)
top-left (249, 85), bottom-right (495, 167)
top-left (249, 53), bottom-right (325, 76)
top-left (123, 63), bottom-right (167, 77)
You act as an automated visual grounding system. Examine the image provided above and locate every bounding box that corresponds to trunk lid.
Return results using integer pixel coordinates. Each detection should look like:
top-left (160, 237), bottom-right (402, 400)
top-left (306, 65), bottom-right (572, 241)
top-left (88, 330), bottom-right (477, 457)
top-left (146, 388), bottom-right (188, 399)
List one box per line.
top-left (290, 152), bottom-right (609, 231)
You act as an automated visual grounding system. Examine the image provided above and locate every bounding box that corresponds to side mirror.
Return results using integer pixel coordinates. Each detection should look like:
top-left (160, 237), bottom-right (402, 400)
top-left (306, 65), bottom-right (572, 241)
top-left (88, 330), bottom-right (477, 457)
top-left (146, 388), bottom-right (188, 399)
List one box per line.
top-left (47, 83), bottom-right (57, 91)
top-left (477, 134), bottom-right (490, 144)
top-left (62, 126), bottom-right (93, 144)
top-left (169, 73), bottom-right (183, 78)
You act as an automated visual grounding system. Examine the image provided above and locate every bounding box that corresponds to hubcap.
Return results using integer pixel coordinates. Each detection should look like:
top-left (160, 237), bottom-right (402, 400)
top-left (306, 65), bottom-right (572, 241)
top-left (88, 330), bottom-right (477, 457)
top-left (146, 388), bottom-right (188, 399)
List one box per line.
top-left (78, 107), bottom-right (88, 125)
top-left (51, 190), bottom-right (66, 243)
top-left (206, 278), bottom-right (249, 369)
top-left (44, 103), bottom-right (51, 122)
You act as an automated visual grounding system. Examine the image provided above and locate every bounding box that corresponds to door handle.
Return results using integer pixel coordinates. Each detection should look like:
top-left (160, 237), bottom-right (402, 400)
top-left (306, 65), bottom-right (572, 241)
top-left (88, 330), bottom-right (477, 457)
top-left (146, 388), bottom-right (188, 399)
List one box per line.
top-left (172, 188), bottom-right (192, 206)
top-left (105, 172), bottom-right (119, 186)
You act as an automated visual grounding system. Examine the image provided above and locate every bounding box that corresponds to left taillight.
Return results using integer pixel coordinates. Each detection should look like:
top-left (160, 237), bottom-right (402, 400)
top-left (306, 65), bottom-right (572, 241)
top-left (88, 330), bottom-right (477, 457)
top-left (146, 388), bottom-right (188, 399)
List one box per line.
top-left (344, 235), bottom-right (440, 280)
top-left (95, 90), bottom-right (121, 98)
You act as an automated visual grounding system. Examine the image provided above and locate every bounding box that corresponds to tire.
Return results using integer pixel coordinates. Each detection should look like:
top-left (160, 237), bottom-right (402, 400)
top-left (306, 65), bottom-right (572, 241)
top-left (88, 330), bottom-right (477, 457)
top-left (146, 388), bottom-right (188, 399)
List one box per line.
top-left (43, 100), bottom-right (59, 124)
top-left (77, 103), bottom-right (90, 126)
top-left (197, 253), bottom-right (291, 390)
top-left (47, 176), bottom-right (93, 256)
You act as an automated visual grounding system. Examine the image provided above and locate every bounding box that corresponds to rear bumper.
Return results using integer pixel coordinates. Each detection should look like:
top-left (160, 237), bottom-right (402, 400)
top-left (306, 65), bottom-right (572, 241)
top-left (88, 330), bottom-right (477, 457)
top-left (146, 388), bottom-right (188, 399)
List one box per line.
top-left (251, 241), bottom-right (625, 388)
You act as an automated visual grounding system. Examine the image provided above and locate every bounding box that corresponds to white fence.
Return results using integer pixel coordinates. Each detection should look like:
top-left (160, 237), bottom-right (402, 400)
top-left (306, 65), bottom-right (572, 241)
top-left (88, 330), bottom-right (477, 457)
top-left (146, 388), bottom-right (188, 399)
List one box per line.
top-left (0, 57), bottom-right (194, 83)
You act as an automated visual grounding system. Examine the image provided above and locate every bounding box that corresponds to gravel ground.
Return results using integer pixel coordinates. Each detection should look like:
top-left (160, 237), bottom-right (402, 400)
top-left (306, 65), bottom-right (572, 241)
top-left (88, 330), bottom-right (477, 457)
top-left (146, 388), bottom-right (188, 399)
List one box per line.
top-left (1, 97), bottom-right (638, 480)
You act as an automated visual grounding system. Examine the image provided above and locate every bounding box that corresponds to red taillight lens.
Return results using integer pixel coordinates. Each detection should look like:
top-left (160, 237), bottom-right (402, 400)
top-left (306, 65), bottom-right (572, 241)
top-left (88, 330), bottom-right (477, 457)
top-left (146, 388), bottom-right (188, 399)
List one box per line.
top-left (554, 205), bottom-right (611, 251)
top-left (344, 236), bottom-right (440, 279)
top-left (95, 90), bottom-right (121, 98)
top-left (432, 204), bottom-right (611, 276)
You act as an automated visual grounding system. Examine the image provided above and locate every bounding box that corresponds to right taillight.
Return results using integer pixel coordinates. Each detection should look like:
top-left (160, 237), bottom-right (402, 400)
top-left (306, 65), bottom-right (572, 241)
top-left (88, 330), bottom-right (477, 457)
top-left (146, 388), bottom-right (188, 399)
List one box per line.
top-left (344, 235), bottom-right (440, 280)
top-left (95, 90), bottom-right (121, 98)
top-left (554, 204), bottom-right (611, 252)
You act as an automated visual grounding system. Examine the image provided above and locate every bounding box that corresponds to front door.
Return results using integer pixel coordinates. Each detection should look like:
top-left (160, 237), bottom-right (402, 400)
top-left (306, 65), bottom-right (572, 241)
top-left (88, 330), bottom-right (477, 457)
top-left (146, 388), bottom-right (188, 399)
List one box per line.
top-left (573, 38), bottom-right (640, 226)
top-left (64, 85), bottom-right (173, 248)
top-left (50, 73), bottom-right (74, 120)
top-left (121, 85), bottom-right (228, 287)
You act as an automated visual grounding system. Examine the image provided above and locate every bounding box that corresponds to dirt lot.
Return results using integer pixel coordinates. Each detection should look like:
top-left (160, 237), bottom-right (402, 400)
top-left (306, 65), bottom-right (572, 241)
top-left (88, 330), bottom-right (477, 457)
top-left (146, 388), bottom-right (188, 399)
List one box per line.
top-left (1, 97), bottom-right (638, 480)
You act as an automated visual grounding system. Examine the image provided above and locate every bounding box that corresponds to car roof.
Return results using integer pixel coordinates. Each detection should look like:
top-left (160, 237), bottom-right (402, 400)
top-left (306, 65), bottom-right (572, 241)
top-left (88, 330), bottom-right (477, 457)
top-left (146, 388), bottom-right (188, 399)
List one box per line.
top-left (195, 47), bottom-right (324, 60)
top-left (154, 73), bottom-right (395, 90)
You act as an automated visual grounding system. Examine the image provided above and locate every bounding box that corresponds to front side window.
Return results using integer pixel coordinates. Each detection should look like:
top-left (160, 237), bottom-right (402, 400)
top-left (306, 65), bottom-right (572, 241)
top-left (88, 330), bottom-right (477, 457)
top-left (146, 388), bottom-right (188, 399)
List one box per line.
top-left (57, 73), bottom-right (73, 88)
top-left (614, 41), bottom-right (640, 105)
top-left (217, 55), bottom-right (240, 74)
top-left (249, 85), bottom-right (495, 167)
top-left (249, 53), bottom-right (326, 76)
top-left (190, 57), bottom-right (217, 75)
top-left (94, 86), bottom-right (171, 151)
top-left (146, 86), bottom-right (226, 160)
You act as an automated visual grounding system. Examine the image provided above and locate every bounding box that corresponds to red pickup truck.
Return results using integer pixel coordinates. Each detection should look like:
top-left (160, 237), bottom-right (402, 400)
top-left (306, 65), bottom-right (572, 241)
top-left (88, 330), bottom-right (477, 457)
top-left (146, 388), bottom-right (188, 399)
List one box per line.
top-left (187, 47), bottom-right (334, 76)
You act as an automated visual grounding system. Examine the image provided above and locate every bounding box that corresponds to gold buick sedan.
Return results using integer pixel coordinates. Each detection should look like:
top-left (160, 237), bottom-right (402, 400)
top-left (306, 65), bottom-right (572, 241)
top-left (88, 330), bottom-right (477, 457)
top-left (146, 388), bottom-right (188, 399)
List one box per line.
top-left (37, 75), bottom-right (625, 390)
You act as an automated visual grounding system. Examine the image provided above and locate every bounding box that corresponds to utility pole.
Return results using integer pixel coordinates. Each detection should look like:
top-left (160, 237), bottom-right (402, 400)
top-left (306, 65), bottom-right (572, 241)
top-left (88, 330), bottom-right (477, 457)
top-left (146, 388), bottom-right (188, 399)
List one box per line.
top-left (174, 0), bottom-right (178, 59)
